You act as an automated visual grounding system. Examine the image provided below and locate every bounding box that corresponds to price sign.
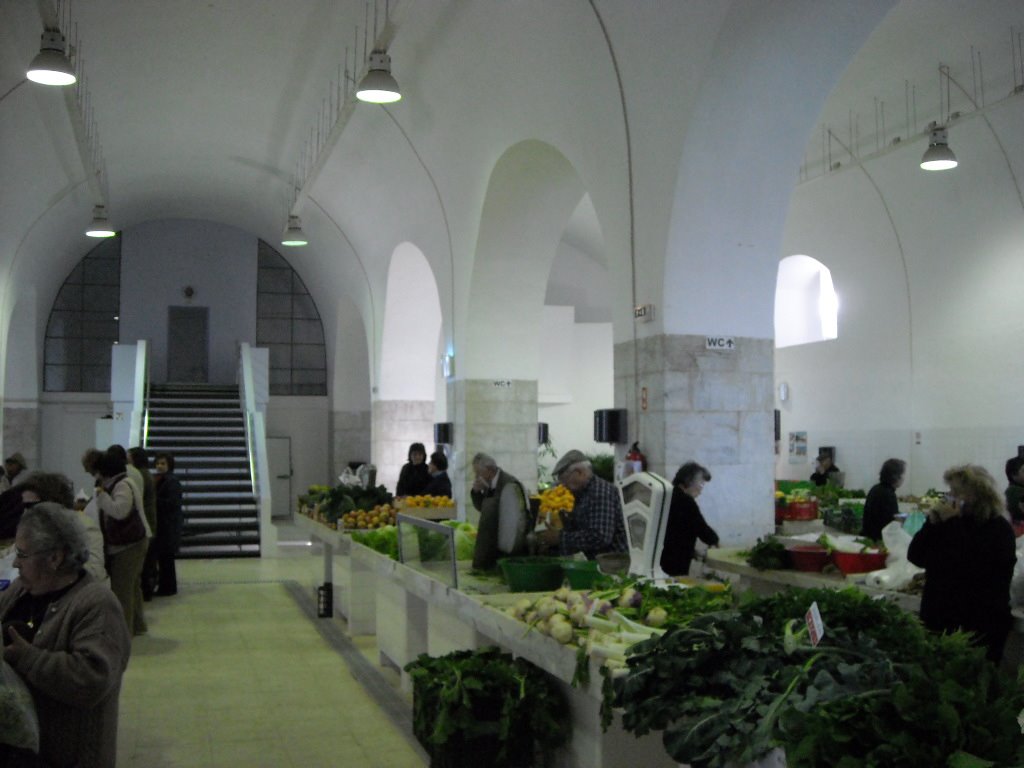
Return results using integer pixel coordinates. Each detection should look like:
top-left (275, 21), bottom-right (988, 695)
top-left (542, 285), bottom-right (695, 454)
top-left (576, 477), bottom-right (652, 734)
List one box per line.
top-left (805, 601), bottom-right (824, 647)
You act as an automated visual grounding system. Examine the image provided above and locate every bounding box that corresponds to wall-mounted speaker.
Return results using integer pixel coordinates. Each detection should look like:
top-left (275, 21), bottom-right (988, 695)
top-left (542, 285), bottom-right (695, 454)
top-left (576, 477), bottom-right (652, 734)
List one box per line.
top-left (774, 409), bottom-right (781, 442)
top-left (817, 445), bottom-right (835, 461)
top-left (1018, 445), bottom-right (1024, 459)
top-left (537, 423), bottom-right (549, 445)
top-left (434, 422), bottom-right (453, 445)
top-left (594, 409), bottom-right (627, 444)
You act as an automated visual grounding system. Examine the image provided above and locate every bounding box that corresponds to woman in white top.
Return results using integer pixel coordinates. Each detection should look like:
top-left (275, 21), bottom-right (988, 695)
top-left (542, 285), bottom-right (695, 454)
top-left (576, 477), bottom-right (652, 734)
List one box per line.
top-left (94, 449), bottom-right (152, 636)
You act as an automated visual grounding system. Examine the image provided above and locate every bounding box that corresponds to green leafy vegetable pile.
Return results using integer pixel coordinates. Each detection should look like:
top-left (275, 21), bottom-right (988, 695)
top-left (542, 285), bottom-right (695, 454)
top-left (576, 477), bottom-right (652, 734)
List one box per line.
top-left (405, 647), bottom-right (569, 768)
top-left (613, 587), bottom-right (1024, 768)
top-left (739, 537), bottom-right (789, 570)
top-left (350, 525), bottom-right (398, 559)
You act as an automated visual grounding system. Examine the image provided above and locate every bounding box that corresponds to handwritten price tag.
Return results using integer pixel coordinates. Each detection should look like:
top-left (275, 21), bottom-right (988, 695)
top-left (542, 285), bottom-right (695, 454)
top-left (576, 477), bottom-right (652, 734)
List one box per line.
top-left (805, 601), bottom-right (824, 647)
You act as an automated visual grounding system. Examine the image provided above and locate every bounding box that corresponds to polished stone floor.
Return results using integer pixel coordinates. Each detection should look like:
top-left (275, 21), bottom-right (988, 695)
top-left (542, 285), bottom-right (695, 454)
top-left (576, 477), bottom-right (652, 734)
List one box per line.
top-left (116, 527), bottom-right (427, 768)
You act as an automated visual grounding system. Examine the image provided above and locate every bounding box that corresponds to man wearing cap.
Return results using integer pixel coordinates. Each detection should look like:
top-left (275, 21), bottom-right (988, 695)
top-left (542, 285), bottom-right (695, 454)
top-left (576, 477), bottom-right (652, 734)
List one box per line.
top-left (536, 449), bottom-right (628, 559)
top-left (0, 452), bottom-right (27, 492)
top-left (810, 452), bottom-right (841, 487)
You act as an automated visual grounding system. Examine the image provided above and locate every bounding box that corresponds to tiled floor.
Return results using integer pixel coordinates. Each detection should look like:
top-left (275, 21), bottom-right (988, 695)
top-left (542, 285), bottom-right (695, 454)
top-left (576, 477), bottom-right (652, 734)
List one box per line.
top-left (116, 530), bottom-right (427, 768)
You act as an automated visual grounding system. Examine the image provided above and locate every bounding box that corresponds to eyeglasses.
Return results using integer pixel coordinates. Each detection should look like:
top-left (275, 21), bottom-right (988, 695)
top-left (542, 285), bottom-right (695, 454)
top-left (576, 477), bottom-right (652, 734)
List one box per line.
top-left (13, 547), bottom-right (51, 561)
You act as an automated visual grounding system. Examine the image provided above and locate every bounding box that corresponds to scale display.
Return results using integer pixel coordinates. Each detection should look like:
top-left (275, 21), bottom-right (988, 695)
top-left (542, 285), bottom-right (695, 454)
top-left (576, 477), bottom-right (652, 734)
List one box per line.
top-left (616, 471), bottom-right (673, 579)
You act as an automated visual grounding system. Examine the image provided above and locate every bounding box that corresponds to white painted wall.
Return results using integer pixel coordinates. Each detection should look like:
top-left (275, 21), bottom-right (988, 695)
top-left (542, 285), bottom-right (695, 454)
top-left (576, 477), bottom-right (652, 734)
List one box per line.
top-left (265, 397), bottom-right (330, 506)
top-left (378, 243), bottom-right (442, 401)
top-left (538, 306), bottom-right (613, 462)
top-left (40, 394), bottom-right (111, 492)
top-left (120, 219), bottom-right (258, 385)
top-left (776, 97), bottom-right (1024, 494)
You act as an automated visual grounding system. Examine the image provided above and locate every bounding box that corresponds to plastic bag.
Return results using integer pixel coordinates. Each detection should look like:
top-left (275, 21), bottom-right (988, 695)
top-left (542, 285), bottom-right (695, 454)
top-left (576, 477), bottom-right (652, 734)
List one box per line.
top-left (863, 520), bottom-right (923, 591)
top-left (0, 660), bottom-right (39, 752)
top-left (338, 468), bottom-right (360, 487)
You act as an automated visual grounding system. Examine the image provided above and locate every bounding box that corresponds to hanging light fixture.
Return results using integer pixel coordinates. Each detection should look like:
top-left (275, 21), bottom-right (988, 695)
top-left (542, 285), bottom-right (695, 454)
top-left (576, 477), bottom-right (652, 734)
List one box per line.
top-left (26, 29), bottom-right (76, 86)
top-left (281, 215), bottom-right (308, 247)
top-left (920, 126), bottom-right (958, 171)
top-left (356, 50), bottom-right (401, 104)
top-left (85, 205), bottom-right (116, 238)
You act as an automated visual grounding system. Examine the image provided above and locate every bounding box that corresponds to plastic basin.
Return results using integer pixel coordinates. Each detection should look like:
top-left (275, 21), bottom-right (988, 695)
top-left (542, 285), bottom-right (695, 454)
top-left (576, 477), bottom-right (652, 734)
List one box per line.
top-left (786, 545), bottom-right (829, 572)
top-left (498, 557), bottom-right (565, 592)
top-left (561, 560), bottom-right (602, 589)
top-left (784, 501), bottom-right (819, 520)
top-left (831, 550), bottom-right (888, 575)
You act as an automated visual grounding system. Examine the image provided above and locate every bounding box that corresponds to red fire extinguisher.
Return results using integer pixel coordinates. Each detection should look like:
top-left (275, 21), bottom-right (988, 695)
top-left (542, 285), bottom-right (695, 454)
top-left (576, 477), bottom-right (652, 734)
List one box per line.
top-left (626, 442), bottom-right (647, 474)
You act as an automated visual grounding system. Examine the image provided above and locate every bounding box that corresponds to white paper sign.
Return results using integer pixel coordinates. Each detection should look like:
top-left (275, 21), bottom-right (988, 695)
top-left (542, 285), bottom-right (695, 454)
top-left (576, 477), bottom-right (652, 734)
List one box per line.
top-left (805, 601), bottom-right (824, 646)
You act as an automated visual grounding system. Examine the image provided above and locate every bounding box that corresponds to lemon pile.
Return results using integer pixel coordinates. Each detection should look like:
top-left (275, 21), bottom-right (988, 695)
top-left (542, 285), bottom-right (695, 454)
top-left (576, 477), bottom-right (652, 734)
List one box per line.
top-left (341, 504), bottom-right (396, 529)
top-left (533, 486), bottom-right (574, 529)
top-left (403, 495), bottom-right (455, 508)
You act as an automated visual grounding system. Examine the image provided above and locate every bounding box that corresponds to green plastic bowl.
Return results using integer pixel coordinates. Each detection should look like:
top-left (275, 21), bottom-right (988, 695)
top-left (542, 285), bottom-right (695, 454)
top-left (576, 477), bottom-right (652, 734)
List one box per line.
top-left (498, 557), bottom-right (565, 592)
top-left (560, 559), bottom-right (602, 589)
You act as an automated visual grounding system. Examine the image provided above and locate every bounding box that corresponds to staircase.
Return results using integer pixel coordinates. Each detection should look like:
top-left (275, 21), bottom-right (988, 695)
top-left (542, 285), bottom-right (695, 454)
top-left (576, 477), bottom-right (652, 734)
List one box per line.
top-left (145, 383), bottom-right (261, 558)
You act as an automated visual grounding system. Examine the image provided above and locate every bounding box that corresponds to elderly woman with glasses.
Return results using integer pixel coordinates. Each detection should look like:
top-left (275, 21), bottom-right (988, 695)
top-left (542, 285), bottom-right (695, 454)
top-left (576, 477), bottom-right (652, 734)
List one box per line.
top-left (0, 503), bottom-right (131, 768)
top-left (659, 461), bottom-right (720, 578)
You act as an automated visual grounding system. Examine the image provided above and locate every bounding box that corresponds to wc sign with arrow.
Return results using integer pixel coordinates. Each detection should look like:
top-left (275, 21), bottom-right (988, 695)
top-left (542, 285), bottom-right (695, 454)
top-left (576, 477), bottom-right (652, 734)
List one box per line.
top-left (705, 336), bottom-right (735, 351)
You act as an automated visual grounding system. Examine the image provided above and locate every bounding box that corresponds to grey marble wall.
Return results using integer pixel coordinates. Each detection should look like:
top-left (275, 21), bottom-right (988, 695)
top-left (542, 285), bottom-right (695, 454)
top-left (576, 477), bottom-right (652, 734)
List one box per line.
top-left (615, 334), bottom-right (775, 546)
top-left (371, 400), bottom-right (435, 492)
top-left (447, 379), bottom-right (538, 524)
top-left (331, 409), bottom-right (372, 478)
top-left (2, 405), bottom-right (40, 473)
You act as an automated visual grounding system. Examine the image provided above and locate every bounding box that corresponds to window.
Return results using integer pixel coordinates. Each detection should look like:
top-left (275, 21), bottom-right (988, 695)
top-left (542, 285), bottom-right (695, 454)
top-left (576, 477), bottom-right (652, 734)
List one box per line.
top-left (774, 255), bottom-right (838, 348)
top-left (256, 241), bottom-right (327, 395)
top-left (43, 237), bottom-right (121, 391)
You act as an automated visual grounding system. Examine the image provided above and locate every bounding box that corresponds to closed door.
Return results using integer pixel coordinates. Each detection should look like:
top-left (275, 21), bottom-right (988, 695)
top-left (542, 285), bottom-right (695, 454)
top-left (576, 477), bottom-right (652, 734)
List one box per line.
top-left (267, 437), bottom-right (292, 518)
top-left (167, 306), bottom-right (209, 382)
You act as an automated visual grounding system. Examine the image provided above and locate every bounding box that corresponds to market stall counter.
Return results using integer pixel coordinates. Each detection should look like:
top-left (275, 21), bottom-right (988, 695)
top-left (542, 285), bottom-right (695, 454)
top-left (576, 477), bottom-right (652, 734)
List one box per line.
top-left (295, 514), bottom-right (677, 767)
top-left (705, 546), bottom-right (921, 613)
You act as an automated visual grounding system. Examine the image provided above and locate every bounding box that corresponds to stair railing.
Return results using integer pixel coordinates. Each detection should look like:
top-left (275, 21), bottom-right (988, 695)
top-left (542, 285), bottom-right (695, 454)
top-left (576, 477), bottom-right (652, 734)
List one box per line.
top-left (239, 343), bottom-right (275, 552)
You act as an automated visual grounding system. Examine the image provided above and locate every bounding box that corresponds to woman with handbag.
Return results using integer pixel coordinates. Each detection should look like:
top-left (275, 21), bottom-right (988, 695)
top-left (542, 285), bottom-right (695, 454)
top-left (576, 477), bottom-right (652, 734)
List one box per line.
top-left (94, 448), bottom-right (152, 636)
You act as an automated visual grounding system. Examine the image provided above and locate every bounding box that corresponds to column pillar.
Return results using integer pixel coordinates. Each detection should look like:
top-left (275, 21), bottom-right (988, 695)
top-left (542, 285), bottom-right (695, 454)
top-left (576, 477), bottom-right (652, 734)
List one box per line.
top-left (615, 334), bottom-right (774, 546)
top-left (447, 379), bottom-right (538, 524)
top-left (371, 400), bottom-right (435, 492)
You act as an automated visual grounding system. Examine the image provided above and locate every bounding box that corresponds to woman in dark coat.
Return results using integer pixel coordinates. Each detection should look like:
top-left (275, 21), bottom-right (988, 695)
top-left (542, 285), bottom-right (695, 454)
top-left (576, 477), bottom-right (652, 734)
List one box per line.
top-left (422, 451), bottom-right (452, 498)
top-left (396, 442), bottom-right (430, 497)
top-left (660, 461), bottom-right (719, 577)
top-left (861, 458), bottom-right (905, 541)
top-left (153, 452), bottom-right (183, 596)
top-left (907, 463), bottom-right (1016, 662)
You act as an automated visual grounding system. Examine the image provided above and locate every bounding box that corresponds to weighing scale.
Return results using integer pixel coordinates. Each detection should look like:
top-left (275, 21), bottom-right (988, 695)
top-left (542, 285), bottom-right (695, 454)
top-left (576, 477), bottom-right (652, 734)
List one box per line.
top-left (616, 471), bottom-right (674, 579)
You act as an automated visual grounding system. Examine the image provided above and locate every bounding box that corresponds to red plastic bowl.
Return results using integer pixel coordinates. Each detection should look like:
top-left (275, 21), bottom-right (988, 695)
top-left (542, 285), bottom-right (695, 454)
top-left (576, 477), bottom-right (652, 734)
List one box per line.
top-left (786, 545), bottom-right (829, 572)
top-left (831, 550), bottom-right (887, 575)
top-left (784, 500), bottom-right (819, 520)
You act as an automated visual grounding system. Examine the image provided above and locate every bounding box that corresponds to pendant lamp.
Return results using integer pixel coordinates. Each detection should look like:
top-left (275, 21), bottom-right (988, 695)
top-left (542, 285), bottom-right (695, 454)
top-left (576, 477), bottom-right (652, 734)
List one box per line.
top-left (356, 50), bottom-right (401, 104)
top-left (85, 206), bottom-right (116, 238)
top-left (27, 29), bottom-right (76, 86)
top-left (920, 126), bottom-right (957, 171)
top-left (281, 216), bottom-right (308, 247)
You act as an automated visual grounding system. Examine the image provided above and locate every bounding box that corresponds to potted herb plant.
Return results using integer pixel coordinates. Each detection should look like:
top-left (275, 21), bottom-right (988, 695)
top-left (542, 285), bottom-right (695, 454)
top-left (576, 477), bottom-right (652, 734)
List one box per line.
top-left (405, 647), bottom-right (570, 768)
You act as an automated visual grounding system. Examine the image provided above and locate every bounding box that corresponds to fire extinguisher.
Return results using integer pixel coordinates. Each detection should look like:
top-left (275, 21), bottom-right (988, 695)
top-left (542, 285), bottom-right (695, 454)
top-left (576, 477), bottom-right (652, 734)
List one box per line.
top-left (626, 442), bottom-right (647, 474)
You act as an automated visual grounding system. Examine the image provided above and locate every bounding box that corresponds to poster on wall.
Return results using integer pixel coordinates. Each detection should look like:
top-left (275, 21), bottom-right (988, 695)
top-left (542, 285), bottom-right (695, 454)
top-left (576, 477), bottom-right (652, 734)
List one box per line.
top-left (788, 431), bottom-right (807, 464)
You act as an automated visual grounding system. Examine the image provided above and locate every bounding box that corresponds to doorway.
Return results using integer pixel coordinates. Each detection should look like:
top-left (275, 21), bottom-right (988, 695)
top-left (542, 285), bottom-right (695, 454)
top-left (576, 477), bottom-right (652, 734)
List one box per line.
top-left (167, 306), bottom-right (209, 383)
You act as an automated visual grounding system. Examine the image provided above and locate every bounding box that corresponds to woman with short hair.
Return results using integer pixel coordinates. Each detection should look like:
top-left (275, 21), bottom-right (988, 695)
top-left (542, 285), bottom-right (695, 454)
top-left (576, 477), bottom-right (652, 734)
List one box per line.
top-left (860, 458), bottom-right (906, 541)
top-left (396, 442), bottom-right (430, 497)
top-left (660, 461), bottom-right (720, 577)
top-left (0, 503), bottom-right (131, 767)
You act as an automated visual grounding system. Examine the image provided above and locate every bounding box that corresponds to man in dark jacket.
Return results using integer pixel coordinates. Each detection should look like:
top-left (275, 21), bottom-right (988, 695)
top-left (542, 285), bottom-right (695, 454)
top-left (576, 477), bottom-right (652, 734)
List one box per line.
top-left (469, 452), bottom-right (529, 569)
